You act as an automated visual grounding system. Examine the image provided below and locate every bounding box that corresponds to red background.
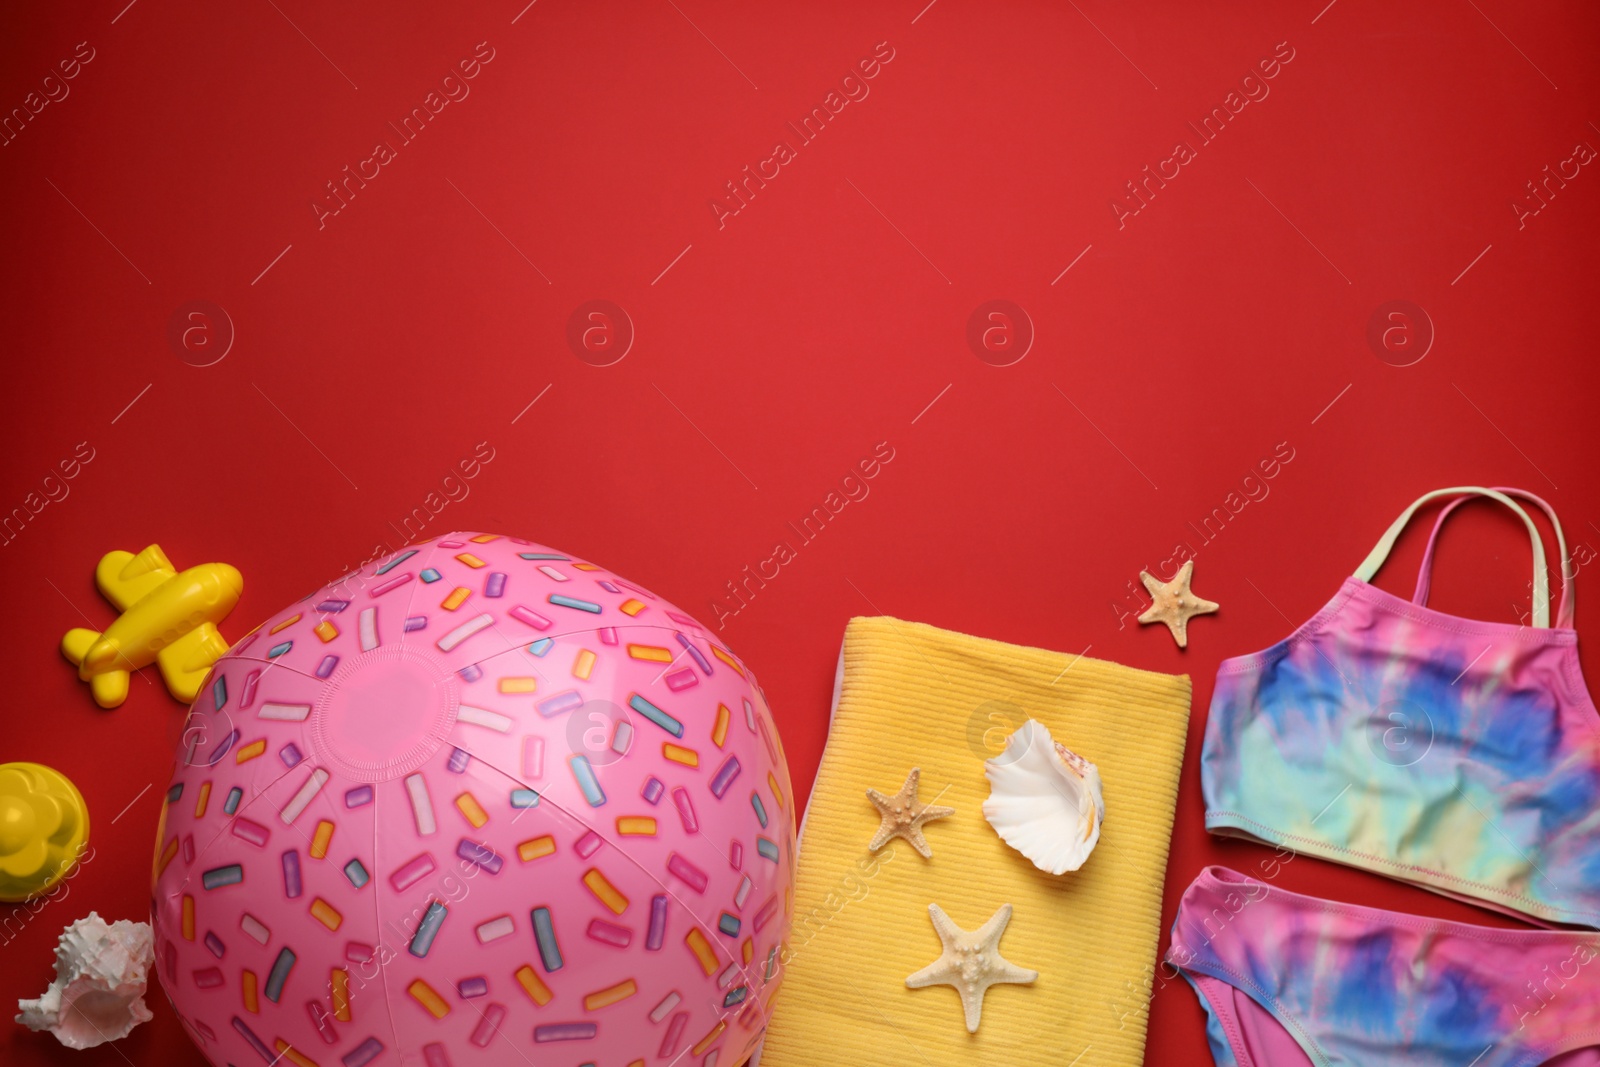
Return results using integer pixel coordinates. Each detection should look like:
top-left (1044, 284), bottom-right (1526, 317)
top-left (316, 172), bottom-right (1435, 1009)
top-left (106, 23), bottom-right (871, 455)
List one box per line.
top-left (3, 0), bottom-right (1599, 1063)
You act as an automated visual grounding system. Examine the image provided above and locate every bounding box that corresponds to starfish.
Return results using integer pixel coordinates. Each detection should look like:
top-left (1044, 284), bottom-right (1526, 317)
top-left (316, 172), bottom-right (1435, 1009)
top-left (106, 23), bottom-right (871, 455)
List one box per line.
top-left (1137, 559), bottom-right (1218, 648)
top-left (866, 767), bottom-right (954, 859)
top-left (906, 903), bottom-right (1038, 1033)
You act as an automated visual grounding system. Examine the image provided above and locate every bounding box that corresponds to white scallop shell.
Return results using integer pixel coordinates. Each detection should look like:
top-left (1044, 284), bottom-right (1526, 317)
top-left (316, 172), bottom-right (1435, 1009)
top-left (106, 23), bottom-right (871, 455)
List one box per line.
top-left (15, 912), bottom-right (154, 1050)
top-left (981, 719), bottom-right (1105, 875)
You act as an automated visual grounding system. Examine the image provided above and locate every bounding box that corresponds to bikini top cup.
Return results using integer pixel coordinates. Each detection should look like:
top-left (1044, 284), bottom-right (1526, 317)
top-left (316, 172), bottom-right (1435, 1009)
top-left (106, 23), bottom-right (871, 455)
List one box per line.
top-left (1202, 487), bottom-right (1600, 928)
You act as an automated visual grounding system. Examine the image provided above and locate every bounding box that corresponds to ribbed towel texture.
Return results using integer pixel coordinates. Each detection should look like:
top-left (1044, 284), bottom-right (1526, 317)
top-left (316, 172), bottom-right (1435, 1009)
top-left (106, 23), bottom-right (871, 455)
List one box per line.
top-left (760, 617), bottom-right (1192, 1067)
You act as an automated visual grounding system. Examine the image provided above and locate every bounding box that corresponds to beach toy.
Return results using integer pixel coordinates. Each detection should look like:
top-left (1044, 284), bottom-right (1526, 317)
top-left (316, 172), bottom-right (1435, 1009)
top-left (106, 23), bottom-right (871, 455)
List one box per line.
top-left (61, 545), bottom-right (243, 708)
top-left (150, 533), bottom-right (796, 1067)
top-left (0, 762), bottom-right (90, 903)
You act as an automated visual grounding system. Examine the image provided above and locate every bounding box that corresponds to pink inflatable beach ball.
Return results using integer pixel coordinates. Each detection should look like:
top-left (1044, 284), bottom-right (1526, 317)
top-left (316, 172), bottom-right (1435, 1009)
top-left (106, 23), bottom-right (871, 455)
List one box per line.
top-left (150, 533), bottom-right (796, 1067)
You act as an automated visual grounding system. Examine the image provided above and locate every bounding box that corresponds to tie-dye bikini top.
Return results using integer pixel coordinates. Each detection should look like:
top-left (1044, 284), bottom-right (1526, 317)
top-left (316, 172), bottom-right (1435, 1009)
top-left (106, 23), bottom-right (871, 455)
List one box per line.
top-left (1204, 486), bottom-right (1600, 928)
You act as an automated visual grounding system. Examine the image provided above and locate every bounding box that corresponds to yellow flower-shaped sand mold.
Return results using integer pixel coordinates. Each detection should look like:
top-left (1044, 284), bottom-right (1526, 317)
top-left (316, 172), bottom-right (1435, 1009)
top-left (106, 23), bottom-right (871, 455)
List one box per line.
top-left (0, 762), bottom-right (90, 902)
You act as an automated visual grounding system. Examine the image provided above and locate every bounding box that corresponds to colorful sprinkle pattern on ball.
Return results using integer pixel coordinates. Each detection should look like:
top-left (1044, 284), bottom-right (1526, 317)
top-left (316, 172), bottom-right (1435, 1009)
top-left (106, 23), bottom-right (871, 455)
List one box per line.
top-left (151, 533), bottom-right (796, 1067)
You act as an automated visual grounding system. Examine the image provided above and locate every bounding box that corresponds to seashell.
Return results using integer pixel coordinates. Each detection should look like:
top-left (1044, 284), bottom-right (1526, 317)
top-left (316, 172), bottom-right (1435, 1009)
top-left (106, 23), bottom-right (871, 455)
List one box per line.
top-left (16, 912), bottom-right (154, 1049)
top-left (981, 719), bottom-right (1105, 875)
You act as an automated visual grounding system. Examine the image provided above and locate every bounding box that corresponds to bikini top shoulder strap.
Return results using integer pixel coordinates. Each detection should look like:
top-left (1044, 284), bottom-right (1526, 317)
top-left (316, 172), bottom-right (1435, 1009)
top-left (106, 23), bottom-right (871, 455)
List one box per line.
top-left (1353, 487), bottom-right (1553, 628)
top-left (1410, 488), bottom-right (1574, 628)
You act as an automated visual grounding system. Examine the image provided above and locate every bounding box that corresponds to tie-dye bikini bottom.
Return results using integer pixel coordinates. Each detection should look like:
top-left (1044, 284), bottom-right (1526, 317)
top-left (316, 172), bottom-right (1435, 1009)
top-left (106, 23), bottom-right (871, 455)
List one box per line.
top-left (1166, 866), bottom-right (1600, 1066)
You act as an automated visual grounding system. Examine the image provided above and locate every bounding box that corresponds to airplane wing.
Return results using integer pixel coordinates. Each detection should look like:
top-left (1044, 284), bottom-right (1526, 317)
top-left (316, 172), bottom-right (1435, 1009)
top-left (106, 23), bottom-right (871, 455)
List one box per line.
top-left (156, 622), bottom-right (231, 704)
top-left (95, 545), bottom-right (177, 611)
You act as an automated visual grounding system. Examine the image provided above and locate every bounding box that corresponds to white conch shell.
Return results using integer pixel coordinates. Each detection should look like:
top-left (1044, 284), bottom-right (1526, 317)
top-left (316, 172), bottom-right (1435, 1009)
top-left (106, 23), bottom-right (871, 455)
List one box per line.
top-left (16, 912), bottom-right (154, 1049)
top-left (982, 719), bottom-right (1105, 874)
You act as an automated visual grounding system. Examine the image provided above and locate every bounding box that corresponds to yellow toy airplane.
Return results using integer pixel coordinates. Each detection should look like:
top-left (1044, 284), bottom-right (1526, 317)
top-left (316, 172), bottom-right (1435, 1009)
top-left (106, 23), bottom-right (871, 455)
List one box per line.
top-left (61, 545), bottom-right (243, 708)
